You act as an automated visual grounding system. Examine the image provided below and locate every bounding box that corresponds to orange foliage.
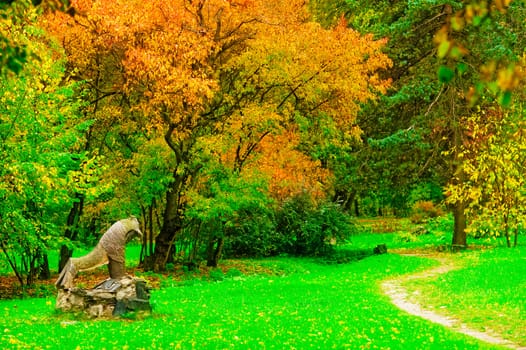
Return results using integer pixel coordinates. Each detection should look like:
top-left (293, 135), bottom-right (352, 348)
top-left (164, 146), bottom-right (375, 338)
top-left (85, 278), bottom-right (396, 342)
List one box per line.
top-left (43, 0), bottom-right (390, 136)
top-left (42, 0), bottom-right (391, 204)
top-left (250, 130), bottom-right (332, 202)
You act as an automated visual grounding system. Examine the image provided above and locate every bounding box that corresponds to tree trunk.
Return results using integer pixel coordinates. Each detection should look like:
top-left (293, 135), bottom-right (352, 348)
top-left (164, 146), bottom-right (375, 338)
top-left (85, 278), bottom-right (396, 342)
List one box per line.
top-left (450, 95), bottom-right (468, 249)
top-left (150, 170), bottom-right (186, 272)
top-left (38, 253), bottom-right (50, 280)
top-left (503, 211), bottom-right (511, 248)
top-left (59, 194), bottom-right (84, 271)
top-left (151, 209), bottom-right (181, 272)
top-left (452, 201), bottom-right (467, 247)
top-left (333, 190), bottom-right (356, 213)
top-left (206, 237), bottom-right (224, 267)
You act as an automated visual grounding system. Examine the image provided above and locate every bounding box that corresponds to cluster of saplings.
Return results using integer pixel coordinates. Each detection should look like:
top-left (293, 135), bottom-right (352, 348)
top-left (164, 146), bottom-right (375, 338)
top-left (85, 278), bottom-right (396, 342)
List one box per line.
top-left (175, 194), bottom-right (353, 268)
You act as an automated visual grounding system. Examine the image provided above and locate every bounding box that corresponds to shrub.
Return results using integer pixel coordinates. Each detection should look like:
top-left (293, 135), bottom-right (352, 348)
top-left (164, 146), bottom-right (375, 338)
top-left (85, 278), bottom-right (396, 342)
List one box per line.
top-left (209, 269), bottom-right (225, 282)
top-left (274, 195), bottom-right (352, 256)
top-left (222, 206), bottom-right (278, 258)
top-left (225, 268), bottom-right (243, 278)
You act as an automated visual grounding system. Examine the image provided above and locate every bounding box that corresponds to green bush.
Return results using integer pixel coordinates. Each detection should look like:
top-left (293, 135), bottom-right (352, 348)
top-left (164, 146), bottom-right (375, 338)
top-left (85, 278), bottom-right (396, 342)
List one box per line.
top-left (275, 195), bottom-right (352, 256)
top-left (222, 206), bottom-right (278, 258)
top-left (225, 268), bottom-right (243, 278)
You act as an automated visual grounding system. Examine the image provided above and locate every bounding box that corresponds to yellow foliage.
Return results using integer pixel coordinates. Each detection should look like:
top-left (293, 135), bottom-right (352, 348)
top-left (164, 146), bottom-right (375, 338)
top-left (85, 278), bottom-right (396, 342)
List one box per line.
top-left (446, 105), bottom-right (526, 242)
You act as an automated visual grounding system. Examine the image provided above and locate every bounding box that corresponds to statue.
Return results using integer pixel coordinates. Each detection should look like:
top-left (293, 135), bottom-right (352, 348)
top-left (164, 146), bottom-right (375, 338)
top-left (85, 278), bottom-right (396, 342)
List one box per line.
top-left (55, 216), bottom-right (151, 317)
top-left (56, 216), bottom-right (143, 290)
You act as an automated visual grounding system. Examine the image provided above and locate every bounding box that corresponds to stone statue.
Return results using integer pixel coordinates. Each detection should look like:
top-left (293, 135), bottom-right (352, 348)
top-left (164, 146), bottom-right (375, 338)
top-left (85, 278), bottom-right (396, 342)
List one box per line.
top-left (56, 216), bottom-right (143, 290)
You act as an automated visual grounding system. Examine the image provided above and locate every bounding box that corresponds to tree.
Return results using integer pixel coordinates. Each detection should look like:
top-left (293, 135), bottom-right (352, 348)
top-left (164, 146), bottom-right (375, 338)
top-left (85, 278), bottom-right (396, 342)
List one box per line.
top-left (0, 8), bottom-right (87, 286)
top-left (45, 0), bottom-right (391, 271)
top-left (432, 0), bottom-right (526, 246)
top-left (1, 0), bottom-right (74, 75)
top-left (446, 106), bottom-right (526, 247)
top-left (312, 0), bottom-right (526, 246)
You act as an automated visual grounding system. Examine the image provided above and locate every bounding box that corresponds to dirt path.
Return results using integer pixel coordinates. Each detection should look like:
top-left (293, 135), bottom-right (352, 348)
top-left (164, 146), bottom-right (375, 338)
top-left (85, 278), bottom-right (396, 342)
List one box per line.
top-left (381, 254), bottom-right (526, 349)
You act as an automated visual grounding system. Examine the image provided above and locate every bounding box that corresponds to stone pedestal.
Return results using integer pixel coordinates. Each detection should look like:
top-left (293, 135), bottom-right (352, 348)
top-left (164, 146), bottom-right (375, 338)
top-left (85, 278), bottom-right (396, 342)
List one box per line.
top-left (56, 276), bottom-right (151, 318)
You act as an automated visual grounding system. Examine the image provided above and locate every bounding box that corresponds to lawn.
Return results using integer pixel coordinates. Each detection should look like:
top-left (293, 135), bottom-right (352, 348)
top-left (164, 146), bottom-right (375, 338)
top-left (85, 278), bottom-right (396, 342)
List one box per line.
top-left (0, 253), bottom-right (504, 349)
top-left (403, 246), bottom-right (526, 346)
top-left (0, 218), bottom-right (523, 349)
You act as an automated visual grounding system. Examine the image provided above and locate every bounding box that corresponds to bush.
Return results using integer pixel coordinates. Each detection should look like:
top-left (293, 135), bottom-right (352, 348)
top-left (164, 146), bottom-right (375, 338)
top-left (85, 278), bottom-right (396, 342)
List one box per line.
top-left (274, 195), bottom-right (352, 256)
top-left (410, 200), bottom-right (444, 224)
top-left (222, 206), bottom-right (278, 258)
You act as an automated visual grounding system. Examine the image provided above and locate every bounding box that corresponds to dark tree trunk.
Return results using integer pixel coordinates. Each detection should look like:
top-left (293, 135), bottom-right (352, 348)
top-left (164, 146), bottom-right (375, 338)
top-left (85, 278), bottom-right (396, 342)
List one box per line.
top-left (503, 211), bottom-right (511, 248)
top-left (450, 99), bottom-right (469, 249)
top-left (452, 201), bottom-right (467, 247)
top-left (150, 169), bottom-right (186, 272)
top-left (152, 208), bottom-right (181, 272)
top-left (451, 158), bottom-right (466, 248)
top-left (38, 253), bottom-right (50, 280)
top-left (206, 237), bottom-right (224, 267)
top-left (59, 193), bottom-right (84, 271)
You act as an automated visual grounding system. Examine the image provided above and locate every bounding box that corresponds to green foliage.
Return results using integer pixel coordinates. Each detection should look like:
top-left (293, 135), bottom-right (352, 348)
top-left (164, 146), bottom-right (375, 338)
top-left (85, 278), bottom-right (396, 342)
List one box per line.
top-left (131, 139), bottom-right (174, 207)
top-left (184, 163), bottom-right (275, 261)
top-left (438, 66), bottom-right (455, 83)
top-left (0, 1), bottom-right (32, 75)
top-left (221, 204), bottom-right (277, 258)
top-left (424, 214), bottom-right (454, 238)
top-left (275, 195), bottom-right (352, 256)
top-left (407, 181), bottom-right (444, 205)
top-left (0, 12), bottom-right (89, 285)
top-left (208, 268), bottom-right (225, 282)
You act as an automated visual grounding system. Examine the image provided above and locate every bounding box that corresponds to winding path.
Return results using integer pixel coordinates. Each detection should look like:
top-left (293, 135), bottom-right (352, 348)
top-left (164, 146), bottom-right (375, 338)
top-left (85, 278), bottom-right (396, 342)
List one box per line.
top-left (381, 254), bottom-right (526, 349)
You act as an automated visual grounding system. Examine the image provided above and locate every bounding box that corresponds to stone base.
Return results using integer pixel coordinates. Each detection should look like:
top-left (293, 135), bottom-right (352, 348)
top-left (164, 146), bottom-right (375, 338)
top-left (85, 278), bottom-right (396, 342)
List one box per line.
top-left (56, 276), bottom-right (152, 318)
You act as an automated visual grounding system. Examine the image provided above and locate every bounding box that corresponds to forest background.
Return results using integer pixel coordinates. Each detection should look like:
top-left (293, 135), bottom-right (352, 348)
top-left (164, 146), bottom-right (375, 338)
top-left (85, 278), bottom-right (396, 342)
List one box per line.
top-left (1, 0), bottom-right (525, 287)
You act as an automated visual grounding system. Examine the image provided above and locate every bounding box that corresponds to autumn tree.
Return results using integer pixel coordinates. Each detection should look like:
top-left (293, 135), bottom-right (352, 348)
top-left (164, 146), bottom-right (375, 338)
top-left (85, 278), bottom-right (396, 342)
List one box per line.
top-left (42, 0), bottom-right (146, 270)
top-left (44, 0), bottom-right (391, 271)
top-left (446, 106), bottom-right (526, 247)
top-left (432, 0), bottom-right (526, 246)
top-left (0, 0), bottom-right (74, 75)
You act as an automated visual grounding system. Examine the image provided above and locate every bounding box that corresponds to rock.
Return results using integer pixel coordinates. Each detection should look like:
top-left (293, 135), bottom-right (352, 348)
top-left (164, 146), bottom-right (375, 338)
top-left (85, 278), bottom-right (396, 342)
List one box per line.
top-left (373, 244), bottom-right (388, 255)
top-left (56, 276), bottom-right (152, 318)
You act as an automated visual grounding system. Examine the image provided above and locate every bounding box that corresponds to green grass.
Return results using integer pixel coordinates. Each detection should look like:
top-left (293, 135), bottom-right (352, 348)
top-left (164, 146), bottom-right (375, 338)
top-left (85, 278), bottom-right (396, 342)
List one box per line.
top-left (0, 218), bottom-right (523, 349)
top-left (0, 254), bottom-right (504, 349)
top-left (404, 246), bottom-right (526, 345)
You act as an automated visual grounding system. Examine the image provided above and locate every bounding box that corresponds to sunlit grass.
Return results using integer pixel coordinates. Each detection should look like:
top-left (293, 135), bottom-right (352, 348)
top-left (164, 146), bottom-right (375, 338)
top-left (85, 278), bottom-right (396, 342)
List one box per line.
top-left (404, 246), bottom-right (526, 346)
top-left (0, 254), bottom-right (503, 349)
top-left (0, 218), bottom-right (523, 349)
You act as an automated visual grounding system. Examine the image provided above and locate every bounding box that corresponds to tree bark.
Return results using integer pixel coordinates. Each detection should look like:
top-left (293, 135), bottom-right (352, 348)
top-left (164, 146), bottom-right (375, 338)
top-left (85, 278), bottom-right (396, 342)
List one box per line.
top-left (149, 167), bottom-right (187, 272)
top-left (450, 91), bottom-right (468, 249)
top-left (206, 237), bottom-right (224, 267)
top-left (452, 201), bottom-right (467, 247)
top-left (38, 253), bottom-right (50, 280)
top-left (59, 193), bottom-right (84, 271)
